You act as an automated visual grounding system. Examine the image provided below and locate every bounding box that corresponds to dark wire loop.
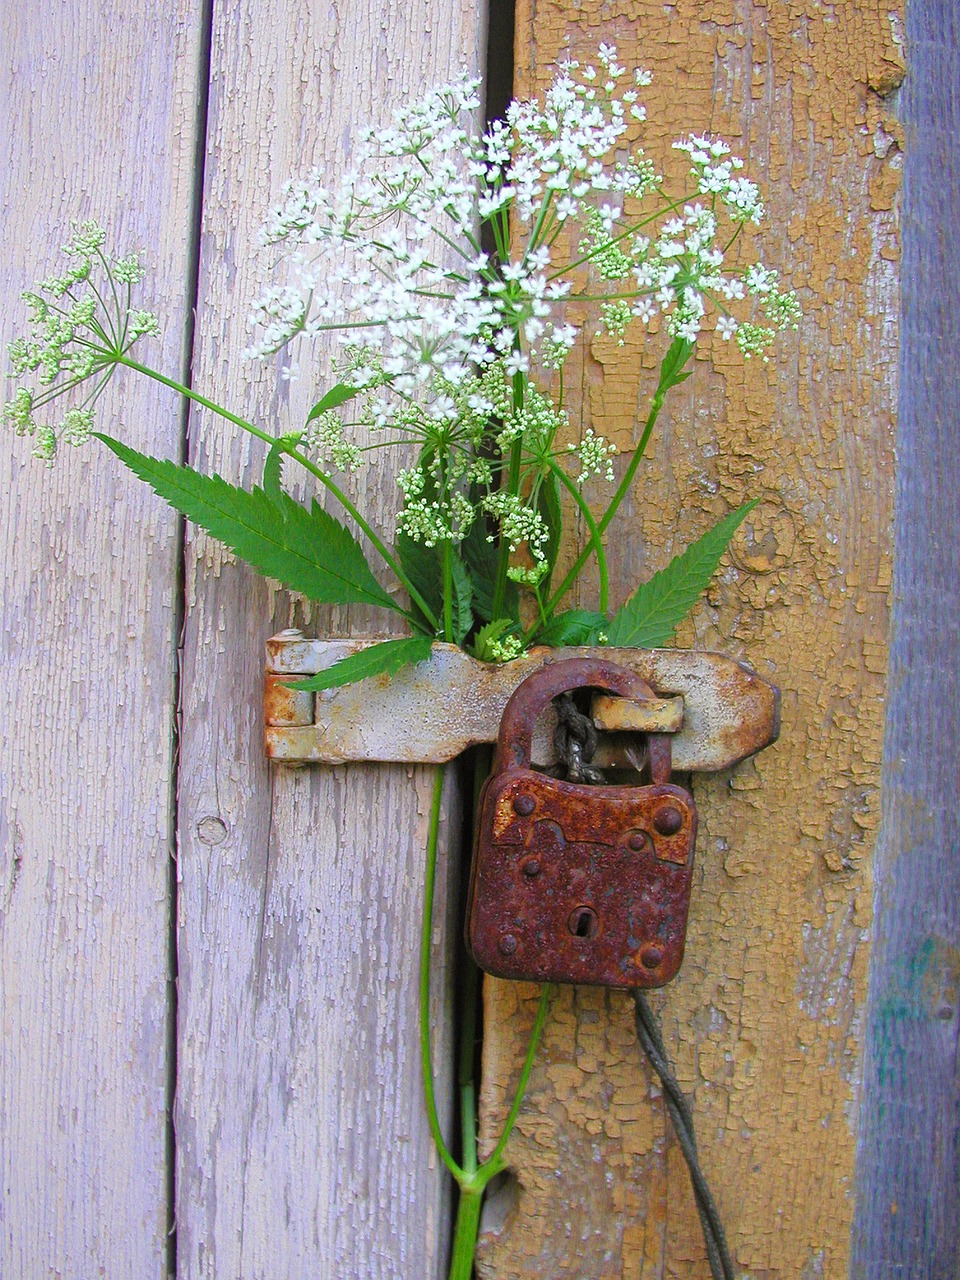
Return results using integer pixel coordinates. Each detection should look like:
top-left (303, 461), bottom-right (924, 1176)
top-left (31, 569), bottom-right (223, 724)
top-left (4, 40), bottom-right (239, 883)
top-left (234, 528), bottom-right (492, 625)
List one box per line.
top-left (550, 691), bottom-right (734, 1276)
top-left (633, 991), bottom-right (737, 1280)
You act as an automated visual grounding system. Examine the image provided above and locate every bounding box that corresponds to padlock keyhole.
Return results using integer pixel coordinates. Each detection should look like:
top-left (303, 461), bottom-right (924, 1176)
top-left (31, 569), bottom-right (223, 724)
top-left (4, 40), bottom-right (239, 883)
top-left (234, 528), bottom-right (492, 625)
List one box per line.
top-left (569, 906), bottom-right (599, 939)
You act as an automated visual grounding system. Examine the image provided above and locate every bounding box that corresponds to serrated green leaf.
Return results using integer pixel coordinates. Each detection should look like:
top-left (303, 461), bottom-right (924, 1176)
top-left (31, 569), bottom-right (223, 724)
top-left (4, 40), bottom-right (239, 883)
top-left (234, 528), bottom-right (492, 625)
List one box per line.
top-left (263, 443), bottom-right (285, 500)
top-left (287, 634), bottom-right (433, 691)
top-left (263, 432), bottom-right (303, 500)
top-left (606, 500), bottom-right (758, 648)
top-left (396, 533), bottom-right (475, 641)
top-left (656, 337), bottom-right (695, 394)
top-left (450, 554), bottom-right (474, 645)
top-left (306, 383), bottom-right (360, 423)
top-left (96, 433), bottom-right (398, 611)
top-left (471, 617), bottom-right (518, 663)
top-left (537, 609), bottom-right (608, 647)
top-left (536, 470), bottom-right (562, 597)
top-left (396, 532), bottom-right (442, 629)
top-left (462, 515), bottom-right (519, 624)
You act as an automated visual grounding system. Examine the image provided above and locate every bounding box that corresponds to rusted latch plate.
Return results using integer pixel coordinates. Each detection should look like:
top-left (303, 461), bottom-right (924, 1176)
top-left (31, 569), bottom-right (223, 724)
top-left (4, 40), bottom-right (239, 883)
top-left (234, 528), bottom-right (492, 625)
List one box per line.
top-left (264, 632), bottom-right (779, 772)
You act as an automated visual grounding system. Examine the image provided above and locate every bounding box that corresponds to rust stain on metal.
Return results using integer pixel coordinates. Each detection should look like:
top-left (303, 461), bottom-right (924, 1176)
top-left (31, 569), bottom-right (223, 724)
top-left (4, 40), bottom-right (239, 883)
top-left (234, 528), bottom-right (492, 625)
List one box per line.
top-left (264, 634), bottom-right (779, 772)
top-left (466, 659), bottom-right (697, 989)
top-left (263, 672), bottom-right (314, 727)
top-left (591, 691), bottom-right (683, 734)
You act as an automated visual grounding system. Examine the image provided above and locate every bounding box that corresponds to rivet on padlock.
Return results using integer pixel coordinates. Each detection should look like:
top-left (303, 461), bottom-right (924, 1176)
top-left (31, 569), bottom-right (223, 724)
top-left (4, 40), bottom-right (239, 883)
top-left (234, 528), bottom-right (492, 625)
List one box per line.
top-left (466, 658), bottom-right (698, 989)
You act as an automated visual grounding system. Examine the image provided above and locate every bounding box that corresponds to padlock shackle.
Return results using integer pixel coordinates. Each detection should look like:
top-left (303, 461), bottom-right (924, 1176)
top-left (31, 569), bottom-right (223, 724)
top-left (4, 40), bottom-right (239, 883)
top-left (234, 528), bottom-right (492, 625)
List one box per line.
top-left (497, 657), bottom-right (663, 771)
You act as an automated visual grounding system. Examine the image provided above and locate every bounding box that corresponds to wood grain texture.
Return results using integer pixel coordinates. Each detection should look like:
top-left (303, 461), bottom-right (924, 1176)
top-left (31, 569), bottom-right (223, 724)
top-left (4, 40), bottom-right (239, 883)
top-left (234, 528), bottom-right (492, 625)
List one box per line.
top-left (0, 3), bottom-right (204, 1274)
top-left (173, 3), bottom-right (485, 1276)
top-left (851, 3), bottom-right (960, 1275)
top-left (478, 4), bottom-right (903, 1277)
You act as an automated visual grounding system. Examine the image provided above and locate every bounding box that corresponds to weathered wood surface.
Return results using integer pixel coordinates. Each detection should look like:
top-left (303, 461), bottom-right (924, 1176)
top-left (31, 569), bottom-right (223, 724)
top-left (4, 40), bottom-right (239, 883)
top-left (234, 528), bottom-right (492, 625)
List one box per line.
top-left (479, 4), bottom-right (903, 1277)
top-left (0, 3), bottom-right (204, 1274)
top-left (174, 4), bottom-right (484, 1277)
top-left (851, 3), bottom-right (960, 1275)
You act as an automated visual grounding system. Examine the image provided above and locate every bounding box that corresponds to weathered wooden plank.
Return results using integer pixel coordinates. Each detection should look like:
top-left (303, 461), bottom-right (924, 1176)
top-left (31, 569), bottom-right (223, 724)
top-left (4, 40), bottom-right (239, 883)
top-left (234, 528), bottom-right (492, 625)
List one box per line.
top-left (851, 3), bottom-right (960, 1275)
top-left (0, 3), bottom-right (205, 1274)
top-left (479, 4), bottom-right (902, 1277)
top-left (174, 4), bottom-right (485, 1277)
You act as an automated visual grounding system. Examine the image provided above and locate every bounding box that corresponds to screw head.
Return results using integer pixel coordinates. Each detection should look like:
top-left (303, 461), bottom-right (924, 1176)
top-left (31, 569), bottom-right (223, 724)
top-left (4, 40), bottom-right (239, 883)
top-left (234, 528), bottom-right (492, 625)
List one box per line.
top-left (498, 933), bottom-right (519, 956)
top-left (653, 805), bottom-right (683, 836)
top-left (513, 793), bottom-right (536, 817)
top-left (640, 943), bottom-right (664, 970)
top-left (628, 831), bottom-right (648, 852)
top-left (521, 857), bottom-right (541, 878)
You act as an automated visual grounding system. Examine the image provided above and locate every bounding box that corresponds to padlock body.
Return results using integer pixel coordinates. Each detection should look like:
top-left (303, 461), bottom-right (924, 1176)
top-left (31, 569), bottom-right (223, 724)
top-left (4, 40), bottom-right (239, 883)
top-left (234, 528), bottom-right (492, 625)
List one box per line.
top-left (466, 766), bottom-right (697, 988)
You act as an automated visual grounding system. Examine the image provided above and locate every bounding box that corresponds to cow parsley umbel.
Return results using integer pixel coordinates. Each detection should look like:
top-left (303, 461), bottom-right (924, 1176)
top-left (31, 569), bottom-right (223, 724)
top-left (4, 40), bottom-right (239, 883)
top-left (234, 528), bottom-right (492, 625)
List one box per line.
top-left (7, 51), bottom-right (799, 1280)
top-left (5, 221), bottom-right (160, 463)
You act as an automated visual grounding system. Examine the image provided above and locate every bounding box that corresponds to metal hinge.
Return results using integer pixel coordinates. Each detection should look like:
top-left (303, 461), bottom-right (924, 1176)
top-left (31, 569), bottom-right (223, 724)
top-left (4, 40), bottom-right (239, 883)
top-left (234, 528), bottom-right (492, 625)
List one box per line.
top-left (264, 631), bottom-right (779, 773)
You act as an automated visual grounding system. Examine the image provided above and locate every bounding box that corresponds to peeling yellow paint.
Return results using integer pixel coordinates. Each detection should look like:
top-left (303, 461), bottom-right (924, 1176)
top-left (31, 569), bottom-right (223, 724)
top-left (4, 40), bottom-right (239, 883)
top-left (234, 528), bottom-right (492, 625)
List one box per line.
top-left (478, 2), bottom-right (899, 1277)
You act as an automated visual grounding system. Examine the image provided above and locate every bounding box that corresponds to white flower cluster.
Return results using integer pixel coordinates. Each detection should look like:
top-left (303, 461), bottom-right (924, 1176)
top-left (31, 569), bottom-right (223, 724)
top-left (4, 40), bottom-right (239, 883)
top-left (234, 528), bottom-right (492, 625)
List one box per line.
top-left (246, 45), bottom-right (797, 395)
top-left (240, 45), bottom-right (799, 557)
top-left (4, 221), bottom-right (159, 464)
top-left (6, 46), bottom-right (800, 626)
top-left (568, 428), bottom-right (617, 484)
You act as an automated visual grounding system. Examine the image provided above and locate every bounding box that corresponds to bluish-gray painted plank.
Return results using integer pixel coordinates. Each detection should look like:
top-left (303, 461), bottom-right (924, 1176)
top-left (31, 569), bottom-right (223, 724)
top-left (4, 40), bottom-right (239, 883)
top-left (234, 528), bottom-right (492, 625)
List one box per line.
top-left (851, 4), bottom-right (960, 1275)
top-left (0, 4), bottom-right (205, 1274)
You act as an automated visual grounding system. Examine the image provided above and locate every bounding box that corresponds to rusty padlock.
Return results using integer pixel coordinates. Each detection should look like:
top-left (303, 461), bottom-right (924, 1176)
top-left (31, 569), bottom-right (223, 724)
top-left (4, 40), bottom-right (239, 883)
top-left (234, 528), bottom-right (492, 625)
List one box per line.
top-left (466, 658), bottom-right (698, 989)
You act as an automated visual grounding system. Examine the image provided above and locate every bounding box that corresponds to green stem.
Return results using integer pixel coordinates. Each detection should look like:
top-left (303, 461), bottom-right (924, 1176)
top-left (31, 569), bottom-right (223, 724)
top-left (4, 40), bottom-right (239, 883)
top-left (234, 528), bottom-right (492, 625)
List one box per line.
top-left (457, 746), bottom-right (489, 1183)
top-left (546, 191), bottom-right (694, 281)
top-left (445, 984), bottom-right (551, 1279)
top-left (418, 745), bottom-right (550, 1279)
top-left (490, 371), bottom-right (526, 619)
top-left (536, 381), bottom-right (671, 630)
top-left (547, 459), bottom-right (609, 615)
top-left (442, 540), bottom-right (454, 644)
top-left (419, 765), bottom-right (464, 1184)
top-left (458, 957), bottom-right (480, 1179)
top-left (114, 354), bottom-right (440, 632)
top-left (448, 1182), bottom-right (486, 1280)
top-left (117, 353), bottom-right (267, 440)
top-left (486, 984), bottom-right (551, 1168)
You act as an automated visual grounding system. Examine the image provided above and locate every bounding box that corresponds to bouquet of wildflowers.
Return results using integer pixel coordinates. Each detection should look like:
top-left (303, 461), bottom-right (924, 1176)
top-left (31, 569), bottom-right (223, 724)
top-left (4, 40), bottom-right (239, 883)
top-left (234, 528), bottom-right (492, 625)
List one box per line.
top-left (7, 45), bottom-right (797, 690)
top-left (7, 47), bottom-right (798, 1277)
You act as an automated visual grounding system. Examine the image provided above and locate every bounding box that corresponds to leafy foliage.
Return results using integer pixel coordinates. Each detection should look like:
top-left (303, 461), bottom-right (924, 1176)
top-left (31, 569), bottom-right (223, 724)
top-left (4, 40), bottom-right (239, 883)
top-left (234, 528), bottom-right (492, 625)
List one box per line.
top-left (262, 433), bottom-right (302, 500)
top-left (306, 382), bottom-right (361, 422)
top-left (450, 554), bottom-right (474, 645)
top-left (536, 609), bottom-right (608, 647)
top-left (287, 634), bottom-right (433, 692)
top-left (605, 500), bottom-right (757, 647)
top-left (396, 533), bottom-right (473, 640)
top-left (97, 433), bottom-right (398, 611)
top-left (655, 336), bottom-right (695, 396)
top-left (534, 471), bottom-right (563, 598)
top-left (396, 531), bottom-right (442, 631)
top-left (462, 512), bottom-right (518, 624)
top-left (472, 618), bottom-right (520, 663)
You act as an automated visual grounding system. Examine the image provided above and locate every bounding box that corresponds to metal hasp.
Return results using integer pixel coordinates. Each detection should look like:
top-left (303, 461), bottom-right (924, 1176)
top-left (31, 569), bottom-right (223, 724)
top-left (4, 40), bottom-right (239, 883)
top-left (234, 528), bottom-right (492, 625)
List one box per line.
top-left (466, 658), bottom-right (698, 990)
top-left (264, 631), bottom-right (780, 773)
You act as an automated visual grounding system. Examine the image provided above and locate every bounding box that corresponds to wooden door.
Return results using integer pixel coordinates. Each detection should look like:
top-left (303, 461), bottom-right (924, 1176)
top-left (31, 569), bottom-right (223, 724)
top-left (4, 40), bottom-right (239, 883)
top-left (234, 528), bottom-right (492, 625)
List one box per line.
top-left (476, 3), bottom-right (960, 1279)
top-left (3, 2), bottom-right (957, 1278)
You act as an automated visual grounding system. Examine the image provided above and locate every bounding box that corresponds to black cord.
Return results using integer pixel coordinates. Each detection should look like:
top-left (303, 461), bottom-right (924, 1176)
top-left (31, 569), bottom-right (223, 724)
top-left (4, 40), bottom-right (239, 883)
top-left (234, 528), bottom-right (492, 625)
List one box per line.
top-left (550, 692), bottom-right (736, 1277)
top-left (633, 991), bottom-right (737, 1280)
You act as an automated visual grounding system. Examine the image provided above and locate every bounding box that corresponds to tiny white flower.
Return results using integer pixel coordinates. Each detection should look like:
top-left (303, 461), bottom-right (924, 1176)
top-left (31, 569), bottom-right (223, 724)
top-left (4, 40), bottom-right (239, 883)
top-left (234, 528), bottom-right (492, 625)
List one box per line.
top-left (716, 316), bottom-right (737, 340)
